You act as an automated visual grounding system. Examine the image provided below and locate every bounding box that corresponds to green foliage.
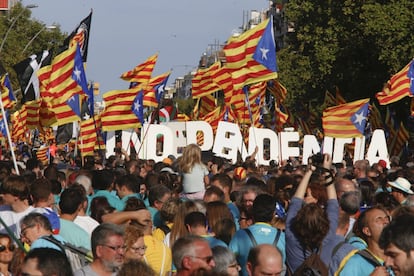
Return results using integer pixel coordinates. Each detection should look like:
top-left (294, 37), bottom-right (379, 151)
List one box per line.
top-left (175, 97), bottom-right (195, 115)
top-left (0, 2), bottom-right (66, 99)
top-left (279, 0), bottom-right (414, 111)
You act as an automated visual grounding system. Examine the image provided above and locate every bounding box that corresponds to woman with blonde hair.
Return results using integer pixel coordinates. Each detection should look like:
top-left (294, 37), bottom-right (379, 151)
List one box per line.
top-left (124, 224), bottom-right (146, 261)
top-left (177, 144), bottom-right (209, 200)
top-left (166, 200), bottom-right (199, 248)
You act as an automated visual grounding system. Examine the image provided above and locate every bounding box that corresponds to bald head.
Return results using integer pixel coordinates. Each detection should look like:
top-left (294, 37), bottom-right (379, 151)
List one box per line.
top-left (335, 177), bottom-right (357, 198)
top-left (247, 244), bottom-right (283, 276)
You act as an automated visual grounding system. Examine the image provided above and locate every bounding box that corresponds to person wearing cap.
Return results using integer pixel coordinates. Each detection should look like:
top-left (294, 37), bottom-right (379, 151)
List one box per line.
top-left (388, 177), bottom-right (414, 206)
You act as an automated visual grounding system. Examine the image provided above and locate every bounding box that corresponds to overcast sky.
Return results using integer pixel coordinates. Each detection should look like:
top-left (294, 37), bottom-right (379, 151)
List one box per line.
top-left (21, 0), bottom-right (268, 99)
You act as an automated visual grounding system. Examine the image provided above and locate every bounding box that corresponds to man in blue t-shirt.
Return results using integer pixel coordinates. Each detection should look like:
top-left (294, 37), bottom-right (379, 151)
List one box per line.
top-left (230, 194), bottom-right (285, 276)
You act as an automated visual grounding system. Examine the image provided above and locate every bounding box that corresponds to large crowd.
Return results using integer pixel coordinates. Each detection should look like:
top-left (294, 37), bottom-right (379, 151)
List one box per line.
top-left (0, 142), bottom-right (414, 276)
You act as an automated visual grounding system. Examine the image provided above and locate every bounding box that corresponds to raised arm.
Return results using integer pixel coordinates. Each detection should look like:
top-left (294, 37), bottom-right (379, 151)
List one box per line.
top-left (293, 167), bottom-right (313, 199)
top-left (322, 154), bottom-right (337, 200)
top-left (101, 209), bottom-right (151, 225)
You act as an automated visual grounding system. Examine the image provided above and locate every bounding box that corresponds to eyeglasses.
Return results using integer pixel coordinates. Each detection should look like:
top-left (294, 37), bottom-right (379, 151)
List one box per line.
top-left (20, 225), bottom-right (35, 238)
top-left (189, 255), bottom-right (214, 263)
top-left (0, 244), bottom-right (15, 252)
top-left (130, 245), bottom-right (147, 253)
top-left (100, 244), bottom-right (127, 252)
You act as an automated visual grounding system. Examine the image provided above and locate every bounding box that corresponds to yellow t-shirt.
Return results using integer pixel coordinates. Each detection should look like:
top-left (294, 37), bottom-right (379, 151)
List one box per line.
top-left (143, 235), bottom-right (172, 276)
top-left (152, 223), bottom-right (174, 242)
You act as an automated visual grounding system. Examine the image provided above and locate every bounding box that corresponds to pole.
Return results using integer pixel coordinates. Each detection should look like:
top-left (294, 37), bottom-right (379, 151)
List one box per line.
top-left (0, 96), bottom-right (19, 174)
top-left (22, 25), bottom-right (56, 54)
top-left (0, 4), bottom-right (38, 54)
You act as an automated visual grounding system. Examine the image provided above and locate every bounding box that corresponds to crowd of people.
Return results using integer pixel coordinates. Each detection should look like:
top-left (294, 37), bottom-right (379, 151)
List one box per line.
top-left (0, 142), bottom-right (414, 276)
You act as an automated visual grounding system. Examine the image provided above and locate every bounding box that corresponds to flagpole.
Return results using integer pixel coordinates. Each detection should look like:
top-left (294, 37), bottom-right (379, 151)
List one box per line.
top-left (0, 99), bottom-right (19, 174)
top-left (137, 111), bottom-right (156, 158)
top-left (243, 85), bottom-right (258, 154)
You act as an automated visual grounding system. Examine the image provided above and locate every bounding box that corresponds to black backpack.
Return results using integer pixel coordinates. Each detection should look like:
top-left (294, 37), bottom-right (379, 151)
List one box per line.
top-left (158, 224), bottom-right (171, 235)
top-left (292, 248), bottom-right (328, 276)
top-left (290, 241), bottom-right (346, 276)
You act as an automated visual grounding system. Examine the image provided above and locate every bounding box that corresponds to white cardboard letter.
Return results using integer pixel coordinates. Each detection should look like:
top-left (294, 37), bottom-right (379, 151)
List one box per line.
top-left (213, 121), bottom-right (247, 163)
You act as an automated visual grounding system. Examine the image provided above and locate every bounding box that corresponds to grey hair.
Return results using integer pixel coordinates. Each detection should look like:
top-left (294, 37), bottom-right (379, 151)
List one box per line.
top-left (75, 175), bottom-right (92, 194)
top-left (212, 246), bottom-right (237, 274)
top-left (91, 223), bottom-right (124, 257)
top-left (172, 235), bottom-right (206, 270)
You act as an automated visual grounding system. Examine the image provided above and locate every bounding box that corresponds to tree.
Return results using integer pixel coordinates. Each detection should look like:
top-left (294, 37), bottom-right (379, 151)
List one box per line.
top-left (278, 0), bottom-right (414, 112)
top-left (0, 2), bottom-right (65, 96)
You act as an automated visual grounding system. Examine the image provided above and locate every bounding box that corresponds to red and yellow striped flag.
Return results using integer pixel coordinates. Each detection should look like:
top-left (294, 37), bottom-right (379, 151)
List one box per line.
top-left (36, 146), bottom-right (49, 165)
top-left (120, 53), bottom-right (158, 83)
top-left (11, 109), bottom-right (27, 143)
top-left (211, 66), bottom-right (233, 96)
top-left (322, 99), bottom-right (370, 138)
top-left (41, 45), bottom-right (83, 104)
top-left (390, 122), bottom-right (409, 156)
top-left (201, 106), bottom-right (237, 134)
top-left (141, 71), bottom-right (171, 107)
top-left (79, 116), bottom-right (101, 157)
top-left (223, 18), bottom-right (277, 89)
top-left (267, 79), bottom-right (287, 104)
top-left (101, 87), bottom-right (141, 131)
top-left (369, 103), bottom-right (383, 130)
top-left (0, 74), bottom-right (16, 109)
top-left (275, 102), bottom-right (288, 132)
top-left (192, 62), bottom-right (221, 98)
top-left (323, 91), bottom-right (337, 108)
top-left (376, 60), bottom-right (414, 105)
top-left (336, 87), bottom-right (347, 105)
top-left (24, 100), bottom-right (41, 130)
top-left (197, 94), bottom-right (217, 119)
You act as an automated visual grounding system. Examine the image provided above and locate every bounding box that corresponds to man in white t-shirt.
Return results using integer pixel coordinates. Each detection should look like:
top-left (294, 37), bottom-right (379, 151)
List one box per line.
top-left (0, 175), bottom-right (34, 236)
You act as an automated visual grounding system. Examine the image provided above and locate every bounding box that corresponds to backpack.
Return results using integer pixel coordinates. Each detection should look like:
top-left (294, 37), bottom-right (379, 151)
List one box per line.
top-left (356, 249), bottom-right (382, 267)
top-left (41, 235), bottom-right (92, 272)
top-left (243, 228), bottom-right (281, 247)
top-left (158, 224), bottom-right (171, 235)
top-left (292, 248), bottom-right (328, 276)
top-left (290, 241), bottom-right (346, 276)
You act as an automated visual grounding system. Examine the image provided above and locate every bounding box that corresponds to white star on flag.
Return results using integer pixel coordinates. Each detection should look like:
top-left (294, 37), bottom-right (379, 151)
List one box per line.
top-left (68, 96), bottom-right (75, 102)
top-left (260, 47), bottom-right (269, 60)
top-left (73, 66), bottom-right (81, 81)
top-left (353, 111), bottom-right (366, 125)
top-left (134, 101), bottom-right (141, 111)
top-left (157, 85), bottom-right (165, 94)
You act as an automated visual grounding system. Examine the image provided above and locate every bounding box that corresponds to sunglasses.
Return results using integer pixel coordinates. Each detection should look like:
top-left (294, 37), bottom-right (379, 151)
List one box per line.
top-left (0, 244), bottom-right (15, 252)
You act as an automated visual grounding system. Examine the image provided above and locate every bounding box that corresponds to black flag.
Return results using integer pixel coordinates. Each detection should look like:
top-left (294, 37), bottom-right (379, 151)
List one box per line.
top-left (62, 10), bottom-right (92, 62)
top-left (13, 50), bottom-right (52, 103)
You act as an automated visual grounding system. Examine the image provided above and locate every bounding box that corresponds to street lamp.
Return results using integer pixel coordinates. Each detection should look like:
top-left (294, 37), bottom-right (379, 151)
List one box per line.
top-left (0, 4), bottom-right (38, 54)
top-left (22, 25), bottom-right (56, 53)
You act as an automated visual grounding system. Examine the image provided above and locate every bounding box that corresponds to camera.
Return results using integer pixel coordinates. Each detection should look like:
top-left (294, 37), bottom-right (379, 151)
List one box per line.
top-left (309, 153), bottom-right (324, 166)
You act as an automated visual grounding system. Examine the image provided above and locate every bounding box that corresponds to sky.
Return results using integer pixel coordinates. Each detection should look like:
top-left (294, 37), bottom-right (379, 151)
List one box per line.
top-left (21, 0), bottom-right (269, 100)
